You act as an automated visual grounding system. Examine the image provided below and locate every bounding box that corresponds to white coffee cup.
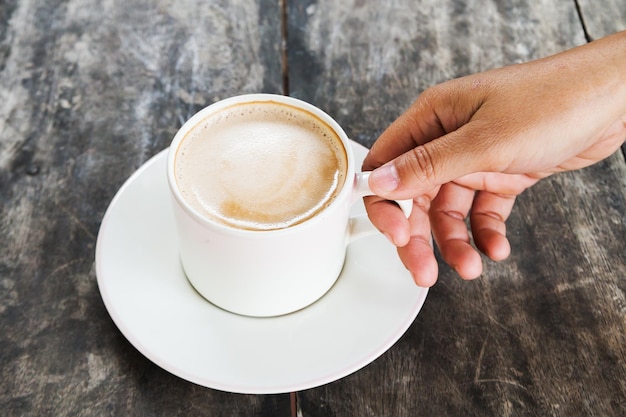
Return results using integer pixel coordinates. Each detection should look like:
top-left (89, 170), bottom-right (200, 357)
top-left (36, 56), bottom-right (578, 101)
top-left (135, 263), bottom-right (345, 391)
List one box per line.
top-left (167, 94), bottom-right (411, 317)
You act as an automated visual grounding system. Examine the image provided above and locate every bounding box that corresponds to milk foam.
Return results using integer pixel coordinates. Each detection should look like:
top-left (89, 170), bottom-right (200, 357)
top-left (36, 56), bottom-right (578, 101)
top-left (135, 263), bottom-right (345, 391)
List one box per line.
top-left (175, 102), bottom-right (348, 230)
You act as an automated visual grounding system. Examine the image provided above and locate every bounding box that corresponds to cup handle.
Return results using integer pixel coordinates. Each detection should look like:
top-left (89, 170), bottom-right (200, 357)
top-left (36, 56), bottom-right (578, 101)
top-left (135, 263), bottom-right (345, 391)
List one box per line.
top-left (348, 172), bottom-right (413, 243)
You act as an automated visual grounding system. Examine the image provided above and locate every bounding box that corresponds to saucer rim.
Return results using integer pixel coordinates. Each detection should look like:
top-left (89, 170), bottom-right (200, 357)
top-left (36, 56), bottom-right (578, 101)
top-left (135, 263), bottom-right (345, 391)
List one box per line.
top-left (95, 143), bottom-right (428, 394)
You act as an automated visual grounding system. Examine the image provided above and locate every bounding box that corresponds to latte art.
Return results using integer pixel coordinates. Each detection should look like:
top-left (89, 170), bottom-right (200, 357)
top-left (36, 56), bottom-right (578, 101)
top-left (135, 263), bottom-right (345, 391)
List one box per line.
top-left (174, 101), bottom-right (348, 230)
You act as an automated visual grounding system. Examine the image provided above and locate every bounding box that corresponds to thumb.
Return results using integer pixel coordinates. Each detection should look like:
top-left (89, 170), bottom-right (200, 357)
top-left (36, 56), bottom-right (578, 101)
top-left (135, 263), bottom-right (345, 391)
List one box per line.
top-left (368, 127), bottom-right (489, 199)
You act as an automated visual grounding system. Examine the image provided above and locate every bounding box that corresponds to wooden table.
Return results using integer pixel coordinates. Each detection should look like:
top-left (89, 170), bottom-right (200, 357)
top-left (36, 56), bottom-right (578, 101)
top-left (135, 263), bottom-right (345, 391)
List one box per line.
top-left (1, 1), bottom-right (624, 415)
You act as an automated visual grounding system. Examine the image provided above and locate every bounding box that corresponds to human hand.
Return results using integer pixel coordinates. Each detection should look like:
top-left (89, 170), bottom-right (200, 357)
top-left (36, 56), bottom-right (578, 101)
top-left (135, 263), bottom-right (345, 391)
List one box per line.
top-left (362, 31), bottom-right (626, 287)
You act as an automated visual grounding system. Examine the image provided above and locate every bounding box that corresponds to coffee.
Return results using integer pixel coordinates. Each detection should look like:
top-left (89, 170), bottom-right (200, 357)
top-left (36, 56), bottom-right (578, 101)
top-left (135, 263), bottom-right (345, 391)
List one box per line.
top-left (174, 101), bottom-right (348, 230)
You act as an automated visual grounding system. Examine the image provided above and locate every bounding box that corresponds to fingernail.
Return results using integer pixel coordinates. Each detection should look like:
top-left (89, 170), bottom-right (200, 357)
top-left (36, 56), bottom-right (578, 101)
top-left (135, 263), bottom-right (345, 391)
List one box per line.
top-left (370, 164), bottom-right (399, 193)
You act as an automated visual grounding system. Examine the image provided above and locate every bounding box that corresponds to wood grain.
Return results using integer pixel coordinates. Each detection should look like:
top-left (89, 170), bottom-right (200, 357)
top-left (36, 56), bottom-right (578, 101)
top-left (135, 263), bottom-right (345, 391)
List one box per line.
top-left (1, 0), bottom-right (625, 416)
top-left (0, 0), bottom-right (286, 416)
top-left (577, 0), bottom-right (626, 40)
top-left (289, 1), bottom-right (626, 416)
top-left (288, 0), bottom-right (585, 147)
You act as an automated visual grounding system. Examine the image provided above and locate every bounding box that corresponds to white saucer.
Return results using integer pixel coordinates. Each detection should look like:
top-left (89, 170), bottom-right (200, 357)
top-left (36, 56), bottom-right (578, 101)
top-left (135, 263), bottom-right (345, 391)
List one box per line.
top-left (95, 141), bottom-right (428, 394)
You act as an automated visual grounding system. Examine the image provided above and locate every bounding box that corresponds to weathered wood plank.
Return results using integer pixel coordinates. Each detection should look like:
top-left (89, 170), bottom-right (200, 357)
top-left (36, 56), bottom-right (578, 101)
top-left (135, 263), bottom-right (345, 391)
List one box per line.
top-left (288, 0), bottom-right (585, 147)
top-left (577, 0), bottom-right (626, 40)
top-left (0, 0), bottom-right (287, 415)
top-left (2, 0), bottom-right (625, 415)
top-left (289, 0), bottom-right (626, 416)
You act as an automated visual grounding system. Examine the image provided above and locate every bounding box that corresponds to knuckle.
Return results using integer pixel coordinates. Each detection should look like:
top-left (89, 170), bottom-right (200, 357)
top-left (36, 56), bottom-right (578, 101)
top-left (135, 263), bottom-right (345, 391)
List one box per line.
top-left (402, 146), bottom-right (437, 186)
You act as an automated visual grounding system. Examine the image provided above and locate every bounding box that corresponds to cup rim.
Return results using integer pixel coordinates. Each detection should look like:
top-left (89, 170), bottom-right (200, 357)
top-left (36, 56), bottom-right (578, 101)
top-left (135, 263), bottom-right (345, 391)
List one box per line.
top-left (166, 93), bottom-right (356, 235)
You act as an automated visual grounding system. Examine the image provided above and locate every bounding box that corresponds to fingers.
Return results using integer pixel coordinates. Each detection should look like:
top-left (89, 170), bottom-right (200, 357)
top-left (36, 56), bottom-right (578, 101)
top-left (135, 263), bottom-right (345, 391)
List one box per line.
top-left (363, 78), bottom-right (493, 199)
top-left (453, 171), bottom-right (539, 196)
top-left (365, 170), bottom-right (524, 283)
top-left (430, 183), bottom-right (483, 280)
top-left (430, 181), bottom-right (517, 279)
top-left (398, 237), bottom-right (438, 287)
top-left (453, 172), bottom-right (529, 262)
top-left (362, 31), bottom-right (626, 286)
top-left (399, 196), bottom-right (439, 287)
top-left (368, 124), bottom-right (491, 200)
top-left (363, 196), bottom-right (411, 247)
top-left (363, 194), bottom-right (439, 287)
top-left (362, 101), bottom-right (444, 171)
top-left (362, 78), bottom-right (483, 173)
top-left (469, 191), bottom-right (516, 262)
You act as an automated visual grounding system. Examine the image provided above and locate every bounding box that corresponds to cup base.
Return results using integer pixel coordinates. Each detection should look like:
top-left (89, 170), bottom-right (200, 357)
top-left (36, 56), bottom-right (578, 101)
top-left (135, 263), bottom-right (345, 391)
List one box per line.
top-left (180, 257), bottom-right (345, 318)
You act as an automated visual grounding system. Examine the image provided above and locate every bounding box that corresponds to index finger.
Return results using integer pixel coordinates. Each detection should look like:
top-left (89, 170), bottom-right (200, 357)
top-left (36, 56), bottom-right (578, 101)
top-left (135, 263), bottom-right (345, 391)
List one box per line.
top-left (362, 98), bottom-right (445, 171)
top-left (362, 79), bottom-right (481, 171)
